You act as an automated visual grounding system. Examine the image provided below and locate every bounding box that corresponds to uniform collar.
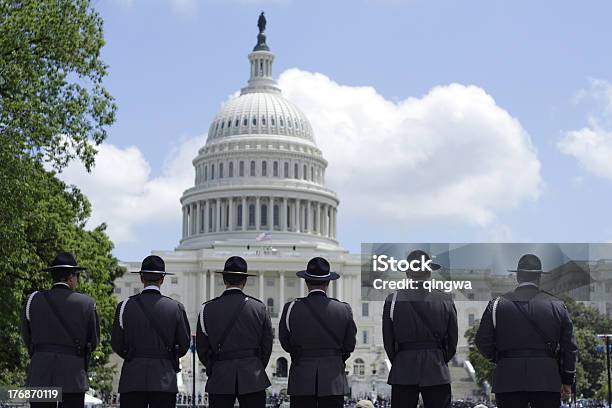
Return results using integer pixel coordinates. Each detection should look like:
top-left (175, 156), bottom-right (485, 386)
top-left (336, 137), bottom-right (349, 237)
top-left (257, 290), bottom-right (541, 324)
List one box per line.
top-left (142, 285), bottom-right (161, 294)
top-left (52, 282), bottom-right (71, 290)
top-left (307, 289), bottom-right (327, 297)
top-left (517, 281), bottom-right (539, 288)
top-left (222, 287), bottom-right (244, 296)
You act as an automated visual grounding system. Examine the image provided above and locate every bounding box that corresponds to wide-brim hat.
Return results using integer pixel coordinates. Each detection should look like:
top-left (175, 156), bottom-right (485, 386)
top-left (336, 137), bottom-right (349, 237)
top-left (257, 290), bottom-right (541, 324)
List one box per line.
top-left (215, 256), bottom-right (256, 276)
top-left (508, 254), bottom-right (549, 274)
top-left (406, 249), bottom-right (441, 272)
top-left (131, 255), bottom-right (174, 275)
top-left (42, 251), bottom-right (86, 272)
top-left (296, 257), bottom-right (340, 281)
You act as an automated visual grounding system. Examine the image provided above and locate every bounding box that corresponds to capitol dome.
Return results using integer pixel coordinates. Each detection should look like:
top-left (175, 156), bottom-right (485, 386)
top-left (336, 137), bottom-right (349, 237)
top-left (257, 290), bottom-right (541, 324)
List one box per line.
top-left (178, 18), bottom-right (339, 249)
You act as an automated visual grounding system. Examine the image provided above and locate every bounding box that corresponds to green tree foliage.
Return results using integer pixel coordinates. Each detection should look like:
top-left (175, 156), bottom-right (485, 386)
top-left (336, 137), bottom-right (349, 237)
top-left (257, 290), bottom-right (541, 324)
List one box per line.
top-left (0, 0), bottom-right (122, 398)
top-left (466, 297), bottom-right (612, 399)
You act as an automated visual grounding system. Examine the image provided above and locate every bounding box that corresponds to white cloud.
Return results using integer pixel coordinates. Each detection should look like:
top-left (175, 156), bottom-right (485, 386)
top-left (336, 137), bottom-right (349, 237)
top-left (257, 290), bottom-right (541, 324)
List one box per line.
top-left (559, 79), bottom-right (612, 181)
top-left (279, 69), bottom-right (542, 226)
top-left (60, 137), bottom-right (201, 243)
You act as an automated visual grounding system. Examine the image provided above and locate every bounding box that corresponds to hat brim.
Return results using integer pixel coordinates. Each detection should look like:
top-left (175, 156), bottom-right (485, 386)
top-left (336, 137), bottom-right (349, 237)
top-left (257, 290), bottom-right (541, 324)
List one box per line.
top-left (42, 265), bottom-right (86, 272)
top-left (296, 270), bottom-right (340, 281)
top-left (508, 269), bottom-right (549, 274)
top-left (215, 270), bottom-right (257, 276)
top-left (131, 270), bottom-right (175, 275)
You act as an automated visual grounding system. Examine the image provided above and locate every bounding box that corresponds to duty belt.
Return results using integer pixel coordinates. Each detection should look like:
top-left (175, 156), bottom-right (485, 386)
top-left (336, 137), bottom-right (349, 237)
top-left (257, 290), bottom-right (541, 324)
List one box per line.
top-left (216, 348), bottom-right (259, 361)
top-left (33, 344), bottom-right (81, 356)
top-left (398, 341), bottom-right (440, 351)
top-left (498, 349), bottom-right (553, 359)
top-left (298, 348), bottom-right (342, 358)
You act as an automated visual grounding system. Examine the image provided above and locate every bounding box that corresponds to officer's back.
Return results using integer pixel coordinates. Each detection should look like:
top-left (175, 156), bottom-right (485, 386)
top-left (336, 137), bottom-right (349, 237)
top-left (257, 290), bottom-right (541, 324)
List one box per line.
top-left (20, 251), bottom-right (99, 408)
top-left (111, 255), bottom-right (191, 408)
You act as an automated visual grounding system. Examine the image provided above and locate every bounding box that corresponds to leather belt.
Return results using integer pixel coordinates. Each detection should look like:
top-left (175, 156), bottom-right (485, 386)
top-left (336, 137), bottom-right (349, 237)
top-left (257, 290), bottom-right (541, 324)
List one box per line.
top-left (216, 349), bottom-right (259, 361)
top-left (33, 344), bottom-right (81, 356)
top-left (398, 341), bottom-right (440, 351)
top-left (498, 349), bottom-right (553, 358)
top-left (299, 348), bottom-right (342, 358)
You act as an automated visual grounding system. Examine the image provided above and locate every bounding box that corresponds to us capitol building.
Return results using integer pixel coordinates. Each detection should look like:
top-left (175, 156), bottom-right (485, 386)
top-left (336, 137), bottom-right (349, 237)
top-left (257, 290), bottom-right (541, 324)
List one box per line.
top-left (111, 19), bottom-right (489, 399)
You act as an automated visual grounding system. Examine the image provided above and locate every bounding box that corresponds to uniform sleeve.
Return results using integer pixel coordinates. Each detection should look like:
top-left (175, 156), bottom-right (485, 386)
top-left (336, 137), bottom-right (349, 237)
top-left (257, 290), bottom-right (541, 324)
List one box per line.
top-left (343, 303), bottom-right (357, 356)
top-left (445, 300), bottom-right (458, 362)
top-left (382, 295), bottom-right (395, 362)
top-left (475, 299), bottom-right (497, 361)
top-left (279, 302), bottom-right (292, 353)
top-left (195, 304), bottom-right (212, 367)
top-left (20, 300), bottom-right (31, 354)
top-left (559, 302), bottom-right (578, 385)
top-left (175, 303), bottom-right (191, 358)
top-left (259, 305), bottom-right (273, 367)
top-left (89, 301), bottom-right (100, 352)
top-left (111, 302), bottom-right (126, 358)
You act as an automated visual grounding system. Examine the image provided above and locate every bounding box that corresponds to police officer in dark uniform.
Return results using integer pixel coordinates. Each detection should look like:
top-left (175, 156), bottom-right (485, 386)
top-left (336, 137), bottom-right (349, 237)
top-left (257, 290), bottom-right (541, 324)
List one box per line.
top-left (111, 255), bottom-right (191, 408)
top-left (382, 250), bottom-right (458, 408)
top-left (279, 257), bottom-right (357, 408)
top-left (476, 254), bottom-right (578, 408)
top-left (196, 256), bottom-right (273, 408)
top-left (20, 251), bottom-right (100, 408)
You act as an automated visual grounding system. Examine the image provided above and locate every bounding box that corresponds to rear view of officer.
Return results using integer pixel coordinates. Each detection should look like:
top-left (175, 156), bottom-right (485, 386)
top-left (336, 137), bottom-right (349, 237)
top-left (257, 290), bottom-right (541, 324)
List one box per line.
top-left (476, 254), bottom-right (578, 408)
top-left (382, 250), bottom-right (458, 408)
top-left (111, 255), bottom-right (191, 408)
top-left (279, 257), bottom-right (357, 408)
top-left (196, 256), bottom-right (273, 408)
top-left (20, 251), bottom-right (100, 408)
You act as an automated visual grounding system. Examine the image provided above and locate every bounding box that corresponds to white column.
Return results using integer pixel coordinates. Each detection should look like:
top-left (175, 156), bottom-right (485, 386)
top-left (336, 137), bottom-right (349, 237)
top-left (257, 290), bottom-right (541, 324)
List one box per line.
top-left (242, 196), bottom-right (247, 231)
top-left (336, 274), bottom-right (343, 301)
top-left (268, 197), bottom-right (273, 230)
top-left (216, 199), bottom-right (221, 232)
top-left (279, 271), bottom-right (285, 309)
top-left (306, 200), bottom-right (312, 233)
top-left (300, 278), bottom-right (305, 297)
top-left (202, 270), bottom-right (208, 302)
top-left (204, 200), bottom-right (209, 233)
top-left (315, 203), bottom-right (321, 235)
top-left (259, 272), bottom-right (265, 300)
top-left (196, 201), bottom-right (201, 234)
top-left (228, 197), bottom-right (233, 232)
top-left (209, 270), bottom-right (215, 299)
top-left (295, 199), bottom-right (301, 233)
top-left (182, 206), bottom-right (186, 238)
top-left (255, 197), bottom-right (261, 230)
top-left (282, 197), bottom-right (288, 231)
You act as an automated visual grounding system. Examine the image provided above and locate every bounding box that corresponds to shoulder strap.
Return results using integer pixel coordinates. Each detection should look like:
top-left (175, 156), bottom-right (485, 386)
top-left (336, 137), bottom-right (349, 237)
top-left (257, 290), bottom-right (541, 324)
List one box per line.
top-left (216, 297), bottom-right (248, 352)
top-left (133, 295), bottom-right (172, 350)
top-left (505, 293), bottom-right (552, 343)
top-left (302, 298), bottom-right (343, 347)
top-left (42, 291), bottom-right (81, 348)
top-left (405, 301), bottom-right (441, 341)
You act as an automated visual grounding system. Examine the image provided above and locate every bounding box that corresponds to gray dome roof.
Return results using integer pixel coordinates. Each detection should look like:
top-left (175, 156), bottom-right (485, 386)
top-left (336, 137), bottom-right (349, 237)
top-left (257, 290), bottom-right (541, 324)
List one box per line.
top-left (206, 92), bottom-right (315, 144)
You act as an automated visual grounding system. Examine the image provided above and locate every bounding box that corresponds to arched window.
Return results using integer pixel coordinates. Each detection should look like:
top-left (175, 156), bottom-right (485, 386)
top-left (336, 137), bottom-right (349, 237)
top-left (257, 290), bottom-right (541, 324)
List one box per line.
top-left (239, 161), bottom-right (244, 177)
top-left (294, 163), bottom-right (299, 179)
top-left (262, 116), bottom-right (267, 126)
top-left (271, 117), bottom-right (276, 126)
top-left (261, 204), bottom-right (268, 226)
top-left (284, 162), bottom-right (289, 178)
top-left (303, 164), bottom-right (307, 180)
top-left (252, 117), bottom-right (257, 126)
top-left (221, 121), bottom-right (224, 129)
top-left (204, 166), bottom-right (208, 181)
top-left (262, 161), bottom-right (267, 177)
top-left (235, 118), bottom-right (239, 127)
top-left (250, 161), bottom-right (256, 176)
top-left (243, 117), bottom-right (247, 126)
top-left (208, 206), bottom-right (213, 231)
top-left (219, 163), bottom-right (224, 179)
top-left (229, 162), bottom-right (234, 177)
top-left (280, 118), bottom-right (284, 127)
top-left (353, 358), bottom-right (365, 377)
top-left (211, 164), bottom-right (215, 180)
top-left (276, 357), bottom-right (288, 378)
top-left (237, 204), bottom-right (243, 227)
top-left (310, 166), bottom-right (314, 181)
top-left (248, 204), bottom-right (255, 227)
top-left (273, 205), bottom-right (279, 228)
top-left (227, 119), bottom-right (231, 128)
top-left (288, 117), bottom-right (292, 128)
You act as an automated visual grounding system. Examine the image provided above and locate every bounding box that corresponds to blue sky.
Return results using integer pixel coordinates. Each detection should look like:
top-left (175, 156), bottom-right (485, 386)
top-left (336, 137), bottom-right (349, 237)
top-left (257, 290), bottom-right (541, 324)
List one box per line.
top-left (64, 0), bottom-right (612, 261)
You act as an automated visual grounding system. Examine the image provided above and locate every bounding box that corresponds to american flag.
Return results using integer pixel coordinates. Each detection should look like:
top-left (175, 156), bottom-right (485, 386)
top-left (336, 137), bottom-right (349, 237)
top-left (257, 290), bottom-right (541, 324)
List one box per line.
top-left (255, 231), bottom-right (272, 241)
